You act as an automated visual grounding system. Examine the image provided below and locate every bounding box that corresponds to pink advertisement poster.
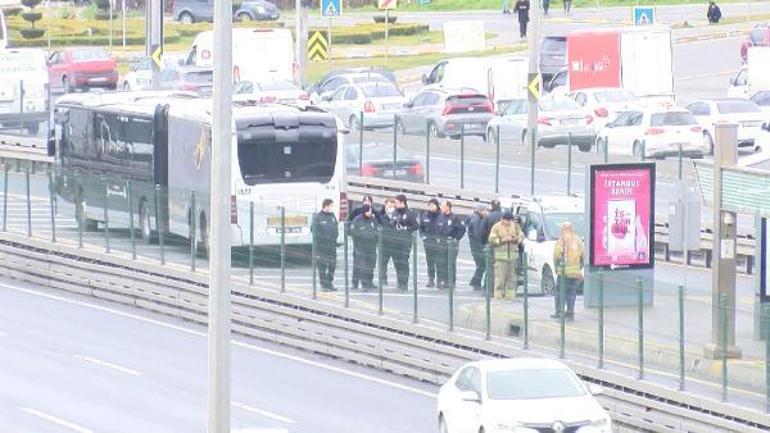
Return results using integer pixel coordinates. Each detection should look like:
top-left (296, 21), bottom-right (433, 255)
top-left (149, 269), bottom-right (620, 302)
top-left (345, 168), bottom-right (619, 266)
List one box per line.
top-left (590, 164), bottom-right (655, 269)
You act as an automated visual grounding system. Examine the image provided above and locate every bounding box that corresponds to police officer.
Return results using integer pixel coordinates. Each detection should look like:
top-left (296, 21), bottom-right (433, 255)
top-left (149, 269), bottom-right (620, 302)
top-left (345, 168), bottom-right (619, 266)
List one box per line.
top-left (348, 195), bottom-right (373, 222)
top-left (419, 198), bottom-right (441, 288)
top-left (481, 199), bottom-right (503, 247)
top-left (351, 204), bottom-right (378, 291)
top-left (436, 200), bottom-right (466, 290)
top-left (311, 198), bottom-right (339, 292)
top-left (467, 203), bottom-right (488, 290)
top-left (391, 194), bottom-right (418, 291)
top-left (378, 198), bottom-right (398, 286)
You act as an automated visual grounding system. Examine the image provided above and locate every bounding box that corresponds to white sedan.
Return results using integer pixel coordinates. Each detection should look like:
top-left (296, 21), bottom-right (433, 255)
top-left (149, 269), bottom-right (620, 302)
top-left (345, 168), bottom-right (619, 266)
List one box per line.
top-left (438, 358), bottom-right (612, 433)
top-left (686, 98), bottom-right (769, 154)
top-left (595, 108), bottom-right (707, 159)
top-left (317, 81), bottom-right (407, 130)
top-left (569, 87), bottom-right (639, 129)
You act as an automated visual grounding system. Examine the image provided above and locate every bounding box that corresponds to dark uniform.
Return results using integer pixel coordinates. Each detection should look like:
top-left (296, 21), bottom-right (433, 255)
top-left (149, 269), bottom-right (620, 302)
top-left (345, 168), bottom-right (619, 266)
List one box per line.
top-left (380, 206), bottom-right (418, 290)
top-left (514, 0), bottom-right (530, 38)
top-left (351, 212), bottom-right (379, 290)
top-left (467, 210), bottom-right (486, 289)
top-left (419, 208), bottom-right (440, 287)
top-left (311, 209), bottom-right (339, 290)
top-left (436, 211), bottom-right (466, 289)
top-left (481, 208), bottom-right (503, 247)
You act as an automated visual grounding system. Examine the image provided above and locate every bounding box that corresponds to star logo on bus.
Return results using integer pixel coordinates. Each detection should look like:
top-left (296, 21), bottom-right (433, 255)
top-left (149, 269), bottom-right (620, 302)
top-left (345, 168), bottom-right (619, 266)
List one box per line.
top-left (193, 129), bottom-right (206, 170)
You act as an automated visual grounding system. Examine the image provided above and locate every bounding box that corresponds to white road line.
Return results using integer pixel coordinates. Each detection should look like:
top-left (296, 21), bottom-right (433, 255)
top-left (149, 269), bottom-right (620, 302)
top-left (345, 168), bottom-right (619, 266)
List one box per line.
top-left (232, 401), bottom-right (296, 424)
top-left (17, 407), bottom-right (95, 433)
top-left (0, 282), bottom-right (437, 399)
top-left (73, 355), bottom-right (143, 376)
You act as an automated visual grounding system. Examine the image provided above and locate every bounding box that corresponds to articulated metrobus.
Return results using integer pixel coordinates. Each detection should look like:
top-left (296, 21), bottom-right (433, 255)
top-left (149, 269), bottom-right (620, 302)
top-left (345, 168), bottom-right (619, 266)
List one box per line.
top-left (54, 91), bottom-right (347, 250)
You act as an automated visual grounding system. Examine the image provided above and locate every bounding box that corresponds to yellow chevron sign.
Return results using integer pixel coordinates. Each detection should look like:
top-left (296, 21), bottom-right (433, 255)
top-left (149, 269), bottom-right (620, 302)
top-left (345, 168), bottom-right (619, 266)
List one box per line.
top-left (528, 73), bottom-right (542, 102)
top-left (308, 31), bottom-right (329, 61)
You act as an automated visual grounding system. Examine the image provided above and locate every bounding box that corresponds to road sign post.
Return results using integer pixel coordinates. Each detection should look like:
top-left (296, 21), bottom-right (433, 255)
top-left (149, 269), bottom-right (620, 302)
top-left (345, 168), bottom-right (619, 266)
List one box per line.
top-left (527, 72), bottom-right (541, 196)
top-left (321, 0), bottom-right (341, 69)
top-left (146, 0), bottom-right (163, 89)
top-left (378, 0), bottom-right (397, 61)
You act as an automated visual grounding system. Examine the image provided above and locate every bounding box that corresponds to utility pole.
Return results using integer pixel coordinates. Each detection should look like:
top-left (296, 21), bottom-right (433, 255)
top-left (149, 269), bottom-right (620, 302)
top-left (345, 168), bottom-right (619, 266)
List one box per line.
top-left (146, 0), bottom-right (163, 89)
top-left (526, 0), bottom-right (541, 195)
top-left (208, 0), bottom-right (233, 429)
top-left (295, 0), bottom-right (309, 86)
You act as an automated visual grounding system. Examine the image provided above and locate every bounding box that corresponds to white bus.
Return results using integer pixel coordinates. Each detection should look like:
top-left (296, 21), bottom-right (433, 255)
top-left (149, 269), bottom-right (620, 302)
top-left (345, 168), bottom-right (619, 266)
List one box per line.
top-left (54, 92), bottom-right (346, 251)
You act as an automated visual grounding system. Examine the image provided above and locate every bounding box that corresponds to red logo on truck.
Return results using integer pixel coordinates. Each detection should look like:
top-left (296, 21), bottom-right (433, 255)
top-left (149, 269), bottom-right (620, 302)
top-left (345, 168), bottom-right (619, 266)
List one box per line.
top-left (567, 30), bottom-right (621, 91)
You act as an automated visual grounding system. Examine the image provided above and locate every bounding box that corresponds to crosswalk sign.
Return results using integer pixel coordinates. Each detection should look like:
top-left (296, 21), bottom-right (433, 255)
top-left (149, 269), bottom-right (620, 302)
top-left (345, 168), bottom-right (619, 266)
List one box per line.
top-left (308, 31), bottom-right (329, 61)
top-left (321, 0), bottom-right (342, 17)
top-left (633, 6), bottom-right (654, 26)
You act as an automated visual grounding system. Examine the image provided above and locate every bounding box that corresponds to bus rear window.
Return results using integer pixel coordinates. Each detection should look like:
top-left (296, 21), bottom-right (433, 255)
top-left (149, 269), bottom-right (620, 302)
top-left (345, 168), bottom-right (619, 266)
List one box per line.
top-left (237, 125), bottom-right (337, 185)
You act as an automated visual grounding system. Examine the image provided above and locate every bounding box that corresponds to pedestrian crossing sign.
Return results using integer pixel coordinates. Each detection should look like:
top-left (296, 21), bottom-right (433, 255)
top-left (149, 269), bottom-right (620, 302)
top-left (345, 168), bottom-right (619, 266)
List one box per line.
top-left (633, 6), bottom-right (655, 26)
top-left (321, 0), bottom-right (342, 17)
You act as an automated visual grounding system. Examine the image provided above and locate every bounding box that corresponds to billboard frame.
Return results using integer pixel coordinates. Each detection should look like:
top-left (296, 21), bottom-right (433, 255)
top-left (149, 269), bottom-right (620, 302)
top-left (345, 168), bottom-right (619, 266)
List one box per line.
top-left (589, 162), bottom-right (656, 271)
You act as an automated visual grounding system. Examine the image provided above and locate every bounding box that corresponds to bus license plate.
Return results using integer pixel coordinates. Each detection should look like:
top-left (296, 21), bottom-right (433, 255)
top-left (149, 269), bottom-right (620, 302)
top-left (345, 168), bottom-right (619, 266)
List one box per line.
top-left (267, 215), bottom-right (307, 227)
top-left (383, 169), bottom-right (407, 177)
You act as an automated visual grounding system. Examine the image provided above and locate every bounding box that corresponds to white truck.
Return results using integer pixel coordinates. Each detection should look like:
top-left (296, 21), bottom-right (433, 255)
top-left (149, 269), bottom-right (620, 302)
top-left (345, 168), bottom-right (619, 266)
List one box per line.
top-left (566, 27), bottom-right (674, 102)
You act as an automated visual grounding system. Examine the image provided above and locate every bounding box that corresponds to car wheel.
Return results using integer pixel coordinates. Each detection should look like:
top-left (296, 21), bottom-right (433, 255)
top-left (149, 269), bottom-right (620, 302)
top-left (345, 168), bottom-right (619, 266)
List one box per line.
top-left (179, 12), bottom-right (194, 24)
top-left (63, 76), bottom-right (72, 94)
top-left (541, 266), bottom-right (555, 296)
top-left (438, 414), bottom-right (448, 433)
top-left (596, 137), bottom-right (607, 156)
top-left (633, 141), bottom-right (645, 161)
top-left (349, 115), bottom-right (361, 131)
top-left (139, 201), bottom-right (156, 245)
top-left (24, 122), bottom-right (39, 135)
top-left (123, 81), bottom-right (131, 91)
top-left (521, 129), bottom-right (528, 146)
top-left (578, 141), bottom-right (592, 152)
top-left (75, 192), bottom-right (98, 232)
top-left (487, 128), bottom-right (498, 147)
top-left (237, 12), bottom-right (253, 21)
top-left (198, 212), bottom-right (209, 257)
top-left (428, 122), bottom-right (440, 139)
top-left (704, 131), bottom-right (714, 155)
top-left (395, 118), bottom-right (406, 135)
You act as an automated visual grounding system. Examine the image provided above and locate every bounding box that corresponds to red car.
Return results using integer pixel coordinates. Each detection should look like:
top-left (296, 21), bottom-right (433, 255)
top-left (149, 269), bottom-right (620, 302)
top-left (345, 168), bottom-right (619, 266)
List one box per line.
top-left (740, 24), bottom-right (770, 63)
top-left (48, 47), bottom-right (118, 93)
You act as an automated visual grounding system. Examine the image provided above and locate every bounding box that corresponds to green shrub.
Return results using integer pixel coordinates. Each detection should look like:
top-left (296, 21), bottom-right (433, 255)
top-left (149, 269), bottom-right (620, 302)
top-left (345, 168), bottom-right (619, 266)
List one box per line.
top-left (20, 29), bottom-right (45, 39)
top-left (373, 15), bottom-right (397, 24)
top-left (310, 23), bottom-right (429, 45)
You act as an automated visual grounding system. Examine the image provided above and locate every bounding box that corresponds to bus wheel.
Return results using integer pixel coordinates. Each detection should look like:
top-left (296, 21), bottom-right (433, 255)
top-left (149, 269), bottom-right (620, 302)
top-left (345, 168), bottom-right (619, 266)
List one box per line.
top-left (197, 212), bottom-right (210, 258)
top-left (75, 194), bottom-right (98, 231)
top-left (139, 202), bottom-right (157, 245)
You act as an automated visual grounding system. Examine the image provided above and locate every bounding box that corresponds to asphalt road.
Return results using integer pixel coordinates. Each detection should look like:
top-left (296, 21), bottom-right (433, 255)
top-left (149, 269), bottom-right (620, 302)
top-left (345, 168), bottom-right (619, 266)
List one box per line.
top-left (0, 278), bottom-right (437, 433)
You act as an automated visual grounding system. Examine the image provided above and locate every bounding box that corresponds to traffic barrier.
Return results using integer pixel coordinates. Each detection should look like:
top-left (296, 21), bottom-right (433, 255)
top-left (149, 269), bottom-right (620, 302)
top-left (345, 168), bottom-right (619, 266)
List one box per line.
top-left (0, 231), bottom-right (767, 432)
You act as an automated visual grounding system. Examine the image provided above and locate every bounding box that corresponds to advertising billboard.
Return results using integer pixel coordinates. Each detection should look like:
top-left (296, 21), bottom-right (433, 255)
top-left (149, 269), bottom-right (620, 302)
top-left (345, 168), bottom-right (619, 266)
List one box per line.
top-left (566, 30), bottom-right (622, 91)
top-left (590, 163), bottom-right (656, 269)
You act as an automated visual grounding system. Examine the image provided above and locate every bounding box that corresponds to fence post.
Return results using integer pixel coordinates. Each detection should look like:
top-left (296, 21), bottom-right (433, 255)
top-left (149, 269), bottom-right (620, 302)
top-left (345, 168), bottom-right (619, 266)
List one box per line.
top-left (48, 167), bottom-right (56, 243)
top-left (249, 201), bottom-right (255, 286)
top-left (523, 250), bottom-right (529, 349)
top-left (2, 164), bottom-right (8, 232)
top-left (280, 206), bottom-right (286, 293)
top-left (312, 225), bottom-right (318, 300)
top-left (412, 231), bottom-right (418, 323)
top-left (155, 184), bottom-right (164, 265)
top-left (344, 219), bottom-right (350, 308)
top-left (377, 227), bottom-right (384, 315)
top-left (485, 246), bottom-right (492, 340)
top-left (559, 260), bottom-right (566, 359)
top-left (678, 284), bottom-right (686, 390)
top-left (359, 111), bottom-right (364, 175)
top-left (102, 175), bottom-right (110, 253)
top-left (721, 292), bottom-right (728, 401)
top-left (567, 132), bottom-right (573, 195)
top-left (392, 114), bottom-right (398, 181)
top-left (448, 238), bottom-right (454, 332)
top-left (766, 316), bottom-right (770, 414)
top-left (638, 277), bottom-right (645, 380)
top-left (75, 176), bottom-right (83, 248)
top-left (598, 271), bottom-right (605, 369)
top-left (460, 124), bottom-right (465, 189)
top-left (128, 180), bottom-right (136, 259)
top-left (25, 165), bottom-right (31, 237)
top-left (425, 121), bottom-right (431, 184)
top-left (495, 125), bottom-right (501, 194)
top-left (603, 140), bottom-right (609, 163)
top-left (190, 191), bottom-right (196, 272)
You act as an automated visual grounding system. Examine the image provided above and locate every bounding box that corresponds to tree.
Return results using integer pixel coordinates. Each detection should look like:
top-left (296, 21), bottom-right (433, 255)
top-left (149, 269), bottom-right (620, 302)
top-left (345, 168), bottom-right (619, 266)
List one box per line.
top-left (20, 0), bottom-right (45, 39)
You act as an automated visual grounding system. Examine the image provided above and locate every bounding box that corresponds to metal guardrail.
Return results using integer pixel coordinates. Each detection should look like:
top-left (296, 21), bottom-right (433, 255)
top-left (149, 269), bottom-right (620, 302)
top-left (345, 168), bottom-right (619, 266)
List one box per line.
top-left (346, 176), bottom-right (758, 274)
top-left (0, 133), bottom-right (52, 164)
top-left (0, 232), bottom-right (767, 432)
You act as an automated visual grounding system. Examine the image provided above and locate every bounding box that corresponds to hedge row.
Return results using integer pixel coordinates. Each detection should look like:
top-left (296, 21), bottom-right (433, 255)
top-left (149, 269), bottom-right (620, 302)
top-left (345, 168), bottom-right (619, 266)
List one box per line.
top-left (313, 23), bottom-right (429, 45)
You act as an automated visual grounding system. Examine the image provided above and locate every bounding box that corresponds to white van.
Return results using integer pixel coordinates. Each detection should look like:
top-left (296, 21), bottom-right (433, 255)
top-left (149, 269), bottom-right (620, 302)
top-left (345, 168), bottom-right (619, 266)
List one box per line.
top-left (0, 8), bottom-right (7, 49)
top-left (421, 56), bottom-right (528, 107)
top-left (0, 48), bottom-right (49, 134)
top-left (184, 28), bottom-right (295, 84)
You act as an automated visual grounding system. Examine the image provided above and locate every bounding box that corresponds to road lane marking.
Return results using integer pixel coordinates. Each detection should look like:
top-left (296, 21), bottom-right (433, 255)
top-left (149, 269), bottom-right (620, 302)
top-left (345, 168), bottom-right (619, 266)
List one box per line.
top-left (73, 355), bottom-right (143, 376)
top-left (17, 407), bottom-right (95, 433)
top-left (232, 401), bottom-right (296, 424)
top-left (1, 282), bottom-right (437, 399)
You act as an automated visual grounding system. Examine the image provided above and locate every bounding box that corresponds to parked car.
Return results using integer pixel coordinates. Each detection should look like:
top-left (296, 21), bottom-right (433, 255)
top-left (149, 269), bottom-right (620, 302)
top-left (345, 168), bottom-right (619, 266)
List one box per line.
top-left (486, 97), bottom-right (595, 151)
top-left (569, 87), bottom-right (639, 129)
top-left (156, 66), bottom-right (213, 94)
top-left (437, 358), bottom-right (611, 433)
top-left (726, 65), bottom-right (749, 99)
top-left (48, 47), bottom-right (118, 93)
top-left (121, 56), bottom-right (182, 91)
top-left (751, 90), bottom-right (770, 111)
top-left (686, 98), bottom-right (767, 153)
top-left (595, 107), bottom-right (706, 159)
top-left (234, 80), bottom-right (310, 107)
top-left (309, 72), bottom-right (392, 104)
top-left (346, 142), bottom-right (424, 183)
top-left (740, 24), bottom-right (770, 63)
top-left (395, 89), bottom-right (494, 140)
top-left (174, 0), bottom-right (279, 23)
top-left (318, 81), bottom-right (406, 130)
top-left (539, 36), bottom-right (566, 83)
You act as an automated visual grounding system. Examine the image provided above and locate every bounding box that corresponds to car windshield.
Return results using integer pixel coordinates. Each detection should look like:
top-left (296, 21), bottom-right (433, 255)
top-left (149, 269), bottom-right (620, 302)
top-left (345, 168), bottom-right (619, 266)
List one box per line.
top-left (650, 112), bottom-right (697, 126)
top-left (361, 83), bottom-right (402, 98)
top-left (716, 100), bottom-right (761, 113)
top-left (752, 91), bottom-right (770, 106)
top-left (257, 81), bottom-right (299, 91)
top-left (542, 37), bottom-right (566, 52)
top-left (183, 70), bottom-right (213, 83)
top-left (486, 368), bottom-right (586, 400)
top-left (544, 212), bottom-right (586, 239)
top-left (594, 90), bottom-right (636, 103)
top-left (350, 144), bottom-right (411, 160)
top-left (541, 98), bottom-right (580, 112)
top-left (71, 48), bottom-right (110, 61)
top-left (352, 75), bottom-right (388, 84)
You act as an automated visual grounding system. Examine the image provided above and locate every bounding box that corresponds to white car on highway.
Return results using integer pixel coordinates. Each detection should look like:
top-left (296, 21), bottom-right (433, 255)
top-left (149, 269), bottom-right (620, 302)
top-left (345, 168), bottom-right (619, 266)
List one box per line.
top-left (318, 81), bottom-right (407, 130)
top-left (686, 98), bottom-right (769, 154)
top-left (487, 97), bottom-right (595, 151)
top-left (595, 107), bottom-right (707, 159)
top-left (437, 358), bottom-right (612, 433)
top-left (569, 87), bottom-right (639, 129)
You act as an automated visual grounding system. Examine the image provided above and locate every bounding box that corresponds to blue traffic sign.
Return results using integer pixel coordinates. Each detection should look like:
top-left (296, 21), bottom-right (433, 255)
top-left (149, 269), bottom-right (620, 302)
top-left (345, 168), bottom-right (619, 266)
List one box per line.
top-left (321, 0), bottom-right (342, 17)
top-left (633, 6), bottom-right (654, 26)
